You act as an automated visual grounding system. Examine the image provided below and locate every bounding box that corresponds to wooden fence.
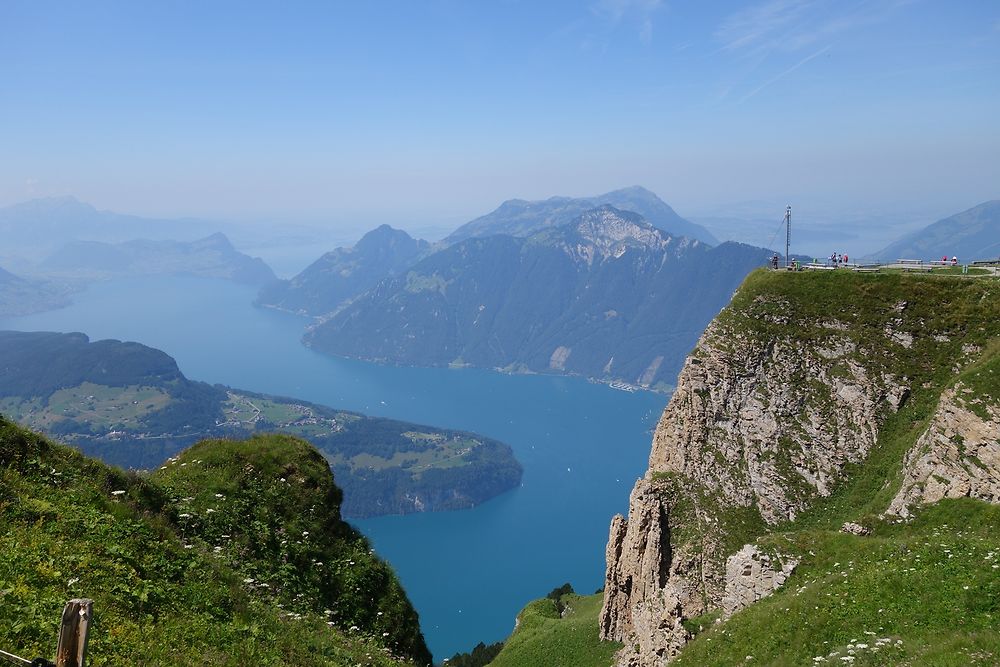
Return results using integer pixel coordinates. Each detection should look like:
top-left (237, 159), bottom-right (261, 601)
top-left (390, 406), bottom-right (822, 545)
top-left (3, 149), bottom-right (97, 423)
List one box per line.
top-left (0, 600), bottom-right (92, 667)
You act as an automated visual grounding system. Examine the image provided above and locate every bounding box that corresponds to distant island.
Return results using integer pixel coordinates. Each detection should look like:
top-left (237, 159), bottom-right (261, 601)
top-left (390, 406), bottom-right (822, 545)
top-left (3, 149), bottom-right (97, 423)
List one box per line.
top-left (0, 330), bottom-right (522, 517)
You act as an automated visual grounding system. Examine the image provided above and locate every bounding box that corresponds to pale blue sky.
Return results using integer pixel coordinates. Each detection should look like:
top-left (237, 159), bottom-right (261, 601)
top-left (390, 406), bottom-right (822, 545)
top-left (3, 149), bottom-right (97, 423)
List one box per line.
top-left (2, 1), bottom-right (998, 228)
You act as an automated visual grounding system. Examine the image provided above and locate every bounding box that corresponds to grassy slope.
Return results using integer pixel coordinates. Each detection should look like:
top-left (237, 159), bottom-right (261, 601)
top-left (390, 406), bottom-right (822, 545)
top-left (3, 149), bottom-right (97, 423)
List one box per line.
top-left (674, 500), bottom-right (1000, 666)
top-left (490, 271), bottom-right (1000, 665)
top-left (488, 593), bottom-right (620, 667)
top-left (0, 418), bottom-right (428, 666)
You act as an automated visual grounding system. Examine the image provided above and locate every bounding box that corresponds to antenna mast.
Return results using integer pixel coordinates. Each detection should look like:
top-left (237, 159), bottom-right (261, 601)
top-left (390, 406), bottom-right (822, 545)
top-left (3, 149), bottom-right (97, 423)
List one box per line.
top-left (784, 205), bottom-right (791, 267)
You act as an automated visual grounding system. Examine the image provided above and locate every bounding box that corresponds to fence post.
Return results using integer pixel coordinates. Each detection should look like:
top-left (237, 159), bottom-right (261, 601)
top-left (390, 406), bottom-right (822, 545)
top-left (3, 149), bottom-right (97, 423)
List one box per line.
top-left (54, 599), bottom-right (92, 667)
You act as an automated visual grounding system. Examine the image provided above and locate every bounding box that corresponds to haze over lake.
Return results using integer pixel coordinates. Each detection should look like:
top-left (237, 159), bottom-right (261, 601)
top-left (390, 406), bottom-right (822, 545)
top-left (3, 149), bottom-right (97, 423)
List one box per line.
top-left (0, 275), bottom-right (667, 658)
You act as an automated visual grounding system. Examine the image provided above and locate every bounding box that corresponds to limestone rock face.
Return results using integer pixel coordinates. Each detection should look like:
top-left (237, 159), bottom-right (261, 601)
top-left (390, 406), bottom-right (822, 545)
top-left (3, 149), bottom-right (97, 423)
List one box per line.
top-left (601, 308), bottom-right (907, 666)
top-left (600, 479), bottom-right (699, 666)
top-left (721, 545), bottom-right (798, 618)
top-left (647, 318), bottom-right (907, 524)
top-left (887, 385), bottom-right (1000, 517)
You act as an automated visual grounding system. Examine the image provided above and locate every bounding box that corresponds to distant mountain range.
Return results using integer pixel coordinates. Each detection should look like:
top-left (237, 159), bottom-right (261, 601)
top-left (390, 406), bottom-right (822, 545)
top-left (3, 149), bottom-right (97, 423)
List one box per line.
top-left (874, 200), bottom-right (1000, 262)
top-left (446, 185), bottom-right (719, 245)
top-left (0, 195), bottom-right (212, 256)
top-left (0, 264), bottom-right (73, 316)
top-left (0, 330), bottom-right (522, 517)
top-left (257, 224), bottom-right (429, 315)
top-left (305, 206), bottom-right (773, 390)
top-left (42, 232), bottom-right (276, 285)
top-left (256, 186), bottom-right (720, 321)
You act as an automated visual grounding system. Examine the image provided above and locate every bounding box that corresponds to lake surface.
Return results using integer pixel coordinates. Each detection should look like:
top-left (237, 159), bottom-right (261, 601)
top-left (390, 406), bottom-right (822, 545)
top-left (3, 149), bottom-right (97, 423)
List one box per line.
top-left (0, 275), bottom-right (668, 659)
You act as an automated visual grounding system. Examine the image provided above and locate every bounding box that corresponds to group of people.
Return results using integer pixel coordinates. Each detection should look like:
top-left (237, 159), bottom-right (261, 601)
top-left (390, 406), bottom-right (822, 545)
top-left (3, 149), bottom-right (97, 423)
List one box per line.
top-left (769, 254), bottom-right (798, 270)
top-left (770, 251), bottom-right (965, 271)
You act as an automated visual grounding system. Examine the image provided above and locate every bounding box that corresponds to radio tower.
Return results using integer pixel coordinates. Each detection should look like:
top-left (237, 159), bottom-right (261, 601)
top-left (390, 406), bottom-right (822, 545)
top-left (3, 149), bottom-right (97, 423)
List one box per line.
top-left (784, 205), bottom-right (792, 268)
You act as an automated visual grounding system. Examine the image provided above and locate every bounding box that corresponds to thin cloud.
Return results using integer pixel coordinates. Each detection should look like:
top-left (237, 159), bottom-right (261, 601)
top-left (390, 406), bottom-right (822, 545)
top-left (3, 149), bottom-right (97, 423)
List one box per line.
top-left (716, 0), bottom-right (817, 53)
top-left (639, 18), bottom-right (653, 45)
top-left (717, 0), bottom-right (910, 57)
top-left (591, 0), bottom-right (662, 44)
top-left (739, 44), bottom-right (832, 103)
top-left (592, 0), bottom-right (663, 23)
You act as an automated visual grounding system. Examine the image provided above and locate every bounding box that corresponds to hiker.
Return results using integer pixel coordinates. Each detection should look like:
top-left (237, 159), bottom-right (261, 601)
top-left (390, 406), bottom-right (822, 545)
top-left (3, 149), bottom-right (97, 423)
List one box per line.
top-left (771, 254), bottom-right (779, 269)
top-left (952, 256), bottom-right (958, 266)
top-left (843, 254), bottom-right (849, 265)
top-left (830, 252), bottom-right (837, 266)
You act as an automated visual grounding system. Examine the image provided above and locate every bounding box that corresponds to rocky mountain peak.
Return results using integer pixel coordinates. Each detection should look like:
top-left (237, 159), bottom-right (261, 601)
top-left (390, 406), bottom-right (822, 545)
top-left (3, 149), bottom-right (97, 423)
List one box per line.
top-left (573, 206), bottom-right (669, 248)
top-left (355, 224), bottom-right (425, 254)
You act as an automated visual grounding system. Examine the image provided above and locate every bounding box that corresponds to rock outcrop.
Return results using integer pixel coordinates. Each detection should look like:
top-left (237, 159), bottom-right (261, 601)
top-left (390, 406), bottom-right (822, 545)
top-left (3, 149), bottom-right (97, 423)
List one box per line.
top-left (721, 545), bottom-right (798, 618)
top-left (646, 315), bottom-right (908, 525)
top-left (887, 384), bottom-right (1000, 517)
top-left (600, 479), bottom-right (704, 665)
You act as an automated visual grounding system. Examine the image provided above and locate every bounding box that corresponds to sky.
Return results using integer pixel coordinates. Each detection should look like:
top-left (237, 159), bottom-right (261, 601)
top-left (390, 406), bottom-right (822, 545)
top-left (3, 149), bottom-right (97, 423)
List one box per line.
top-left (1, 0), bottom-right (999, 230)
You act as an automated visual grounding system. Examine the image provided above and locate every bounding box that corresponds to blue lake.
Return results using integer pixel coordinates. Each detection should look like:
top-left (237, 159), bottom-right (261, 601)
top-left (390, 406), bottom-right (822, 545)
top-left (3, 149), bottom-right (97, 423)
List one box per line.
top-left (0, 275), bottom-right (668, 659)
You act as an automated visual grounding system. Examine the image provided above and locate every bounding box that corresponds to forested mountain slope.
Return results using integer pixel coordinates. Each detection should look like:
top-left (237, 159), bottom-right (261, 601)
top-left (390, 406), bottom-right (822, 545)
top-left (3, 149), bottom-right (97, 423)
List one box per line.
top-left (307, 207), bottom-right (770, 389)
top-left (256, 224), bottom-right (429, 316)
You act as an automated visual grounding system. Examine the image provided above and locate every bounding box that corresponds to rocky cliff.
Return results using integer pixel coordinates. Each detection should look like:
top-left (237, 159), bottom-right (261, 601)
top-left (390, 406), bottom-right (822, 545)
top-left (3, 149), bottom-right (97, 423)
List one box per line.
top-left (600, 270), bottom-right (1000, 666)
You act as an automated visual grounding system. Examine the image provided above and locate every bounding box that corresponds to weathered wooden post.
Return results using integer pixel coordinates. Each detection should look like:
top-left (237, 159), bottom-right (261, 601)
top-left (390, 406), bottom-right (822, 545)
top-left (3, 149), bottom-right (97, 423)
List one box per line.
top-left (54, 599), bottom-right (92, 667)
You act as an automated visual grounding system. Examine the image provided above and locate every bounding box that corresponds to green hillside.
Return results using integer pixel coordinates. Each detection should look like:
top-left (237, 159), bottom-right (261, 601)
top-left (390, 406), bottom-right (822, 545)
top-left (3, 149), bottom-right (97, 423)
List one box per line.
top-left (0, 418), bottom-right (431, 666)
top-left (673, 499), bottom-right (1000, 666)
top-left (487, 593), bottom-right (620, 667)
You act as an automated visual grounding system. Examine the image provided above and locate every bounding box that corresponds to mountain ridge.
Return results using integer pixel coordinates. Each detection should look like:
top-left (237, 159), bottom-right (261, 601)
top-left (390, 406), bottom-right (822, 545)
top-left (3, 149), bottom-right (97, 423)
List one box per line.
top-left (446, 186), bottom-right (718, 246)
top-left (42, 232), bottom-right (276, 285)
top-left (305, 207), bottom-right (770, 389)
top-left (256, 224), bottom-right (429, 316)
top-left (874, 199), bottom-right (1000, 262)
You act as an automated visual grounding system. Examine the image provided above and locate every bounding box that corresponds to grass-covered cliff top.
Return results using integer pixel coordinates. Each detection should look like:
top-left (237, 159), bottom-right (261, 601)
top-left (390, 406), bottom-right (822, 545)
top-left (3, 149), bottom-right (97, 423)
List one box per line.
top-left (0, 419), bottom-right (430, 666)
top-left (718, 268), bottom-right (1000, 383)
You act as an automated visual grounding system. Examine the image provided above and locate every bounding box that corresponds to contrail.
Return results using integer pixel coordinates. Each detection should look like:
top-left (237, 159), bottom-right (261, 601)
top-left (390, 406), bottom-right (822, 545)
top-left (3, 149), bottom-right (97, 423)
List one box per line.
top-left (740, 44), bottom-right (832, 103)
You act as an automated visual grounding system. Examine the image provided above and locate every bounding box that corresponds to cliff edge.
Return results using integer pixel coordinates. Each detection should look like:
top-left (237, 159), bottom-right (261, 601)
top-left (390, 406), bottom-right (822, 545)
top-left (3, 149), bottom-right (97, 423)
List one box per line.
top-left (601, 269), bottom-right (1000, 666)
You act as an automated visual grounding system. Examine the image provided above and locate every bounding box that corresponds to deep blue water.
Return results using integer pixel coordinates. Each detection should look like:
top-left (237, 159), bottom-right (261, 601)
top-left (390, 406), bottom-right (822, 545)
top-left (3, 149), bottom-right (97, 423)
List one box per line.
top-left (0, 275), bottom-right (667, 659)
